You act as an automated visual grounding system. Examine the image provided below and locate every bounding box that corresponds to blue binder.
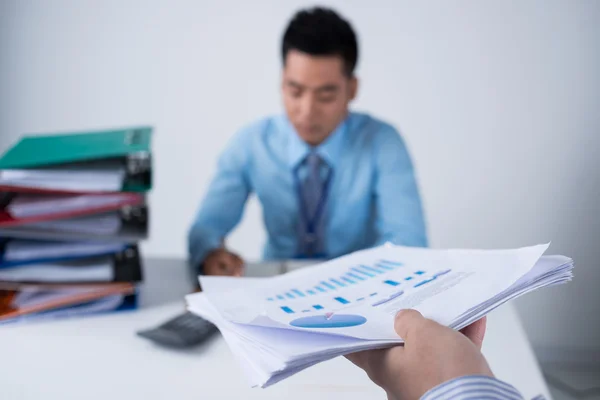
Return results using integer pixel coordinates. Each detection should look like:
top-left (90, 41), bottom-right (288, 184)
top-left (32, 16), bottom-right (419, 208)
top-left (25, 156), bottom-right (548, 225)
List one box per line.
top-left (0, 238), bottom-right (127, 269)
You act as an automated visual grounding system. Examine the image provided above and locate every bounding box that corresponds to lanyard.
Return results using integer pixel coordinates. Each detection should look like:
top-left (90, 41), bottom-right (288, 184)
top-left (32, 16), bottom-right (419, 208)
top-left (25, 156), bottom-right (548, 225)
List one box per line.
top-left (293, 163), bottom-right (333, 257)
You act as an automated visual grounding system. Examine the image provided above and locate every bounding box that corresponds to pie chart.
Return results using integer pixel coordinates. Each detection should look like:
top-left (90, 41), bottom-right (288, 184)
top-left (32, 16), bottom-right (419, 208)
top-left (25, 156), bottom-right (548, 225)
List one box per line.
top-left (290, 314), bottom-right (367, 328)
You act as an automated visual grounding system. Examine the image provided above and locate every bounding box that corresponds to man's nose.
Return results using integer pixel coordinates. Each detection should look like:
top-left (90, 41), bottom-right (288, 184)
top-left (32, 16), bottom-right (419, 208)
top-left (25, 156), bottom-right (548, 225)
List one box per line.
top-left (298, 95), bottom-right (318, 119)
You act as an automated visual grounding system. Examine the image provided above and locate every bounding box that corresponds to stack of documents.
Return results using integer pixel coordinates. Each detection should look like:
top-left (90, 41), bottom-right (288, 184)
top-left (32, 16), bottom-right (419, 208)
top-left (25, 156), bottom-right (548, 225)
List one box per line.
top-left (0, 126), bottom-right (153, 323)
top-left (0, 127), bottom-right (152, 241)
top-left (0, 239), bottom-right (143, 323)
top-left (186, 243), bottom-right (573, 388)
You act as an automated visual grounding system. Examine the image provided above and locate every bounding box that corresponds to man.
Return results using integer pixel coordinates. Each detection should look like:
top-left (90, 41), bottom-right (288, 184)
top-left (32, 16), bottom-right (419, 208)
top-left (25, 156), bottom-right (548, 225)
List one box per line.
top-left (347, 310), bottom-right (527, 400)
top-left (188, 7), bottom-right (427, 276)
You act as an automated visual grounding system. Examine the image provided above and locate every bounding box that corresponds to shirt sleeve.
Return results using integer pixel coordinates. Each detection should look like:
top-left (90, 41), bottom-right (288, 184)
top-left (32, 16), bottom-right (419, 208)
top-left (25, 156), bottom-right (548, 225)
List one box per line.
top-left (372, 125), bottom-right (428, 247)
top-left (421, 375), bottom-right (525, 400)
top-left (187, 128), bottom-right (252, 274)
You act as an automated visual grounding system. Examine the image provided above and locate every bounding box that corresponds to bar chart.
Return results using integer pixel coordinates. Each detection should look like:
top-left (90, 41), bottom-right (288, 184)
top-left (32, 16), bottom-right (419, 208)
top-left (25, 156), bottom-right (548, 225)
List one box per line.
top-left (265, 255), bottom-right (454, 319)
top-left (279, 264), bottom-right (451, 329)
top-left (265, 258), bottom-right (406, 302)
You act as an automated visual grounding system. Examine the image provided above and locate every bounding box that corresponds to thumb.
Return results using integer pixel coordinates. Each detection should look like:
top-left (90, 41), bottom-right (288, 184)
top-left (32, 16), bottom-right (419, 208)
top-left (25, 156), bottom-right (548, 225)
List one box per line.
top-left (460, 317), bottom-right (487, 350)
top-left (345, 350), bottom-right (369, 369)
top-left (394, 309), bottom-right (425, 341)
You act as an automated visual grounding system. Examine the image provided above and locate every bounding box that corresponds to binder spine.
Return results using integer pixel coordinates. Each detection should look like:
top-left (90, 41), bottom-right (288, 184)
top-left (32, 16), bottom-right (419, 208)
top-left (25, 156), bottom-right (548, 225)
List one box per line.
top-left (0, 239), bottom-right (7, 260)
top-left (0, 192), bottom-right (16, 210)
top-left (125, 151), bottom-right (152, 188)
top-left (112, 245), bottom-right (143, 282)
top-left (120, 204), bottom-right (148, 231)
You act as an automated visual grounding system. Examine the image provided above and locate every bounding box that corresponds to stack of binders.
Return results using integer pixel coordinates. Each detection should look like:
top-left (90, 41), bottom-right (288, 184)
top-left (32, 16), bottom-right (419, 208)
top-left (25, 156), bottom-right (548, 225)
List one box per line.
top-left (0, 127), bottom-right (152, 324)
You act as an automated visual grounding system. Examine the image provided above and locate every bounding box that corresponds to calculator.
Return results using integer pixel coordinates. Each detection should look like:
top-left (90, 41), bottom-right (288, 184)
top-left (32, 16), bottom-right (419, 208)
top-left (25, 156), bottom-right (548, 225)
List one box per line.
top-left (137, 311), bottom-right (218, 348)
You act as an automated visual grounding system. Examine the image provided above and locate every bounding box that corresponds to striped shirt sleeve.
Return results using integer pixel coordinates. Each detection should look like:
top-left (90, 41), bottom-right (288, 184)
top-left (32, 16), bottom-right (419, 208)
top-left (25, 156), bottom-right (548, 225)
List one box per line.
top-left (421, 375), bottom-right (525, 400)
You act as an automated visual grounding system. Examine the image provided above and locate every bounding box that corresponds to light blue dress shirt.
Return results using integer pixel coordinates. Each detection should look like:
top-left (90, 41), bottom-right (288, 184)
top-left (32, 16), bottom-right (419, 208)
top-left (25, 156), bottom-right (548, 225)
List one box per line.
top-left (422, 375), bottom-right (527, 400)
top-left (188, 111), bottom-right (428, 272)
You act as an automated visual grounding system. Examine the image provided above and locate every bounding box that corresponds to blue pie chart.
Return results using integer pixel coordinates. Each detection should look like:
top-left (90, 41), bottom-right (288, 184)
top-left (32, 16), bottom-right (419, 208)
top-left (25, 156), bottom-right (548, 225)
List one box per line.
top-left (290, 314), bottom-right (367, 328)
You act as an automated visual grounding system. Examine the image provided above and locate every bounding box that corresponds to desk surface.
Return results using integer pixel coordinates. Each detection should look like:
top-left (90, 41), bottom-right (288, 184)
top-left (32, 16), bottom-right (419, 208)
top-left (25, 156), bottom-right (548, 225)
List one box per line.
top-left (0, 258), bottom-right (551, 400)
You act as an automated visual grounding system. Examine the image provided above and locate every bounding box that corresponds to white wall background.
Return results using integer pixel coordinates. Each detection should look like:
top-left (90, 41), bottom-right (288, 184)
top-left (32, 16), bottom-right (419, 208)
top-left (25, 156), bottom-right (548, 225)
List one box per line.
top-left (1, 0), bottom-right (599, 358)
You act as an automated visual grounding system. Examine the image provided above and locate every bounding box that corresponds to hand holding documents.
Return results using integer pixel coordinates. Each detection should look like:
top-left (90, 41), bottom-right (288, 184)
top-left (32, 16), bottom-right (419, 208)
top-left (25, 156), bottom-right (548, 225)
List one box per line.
top-left (186, 243), bottom-right (573, 388)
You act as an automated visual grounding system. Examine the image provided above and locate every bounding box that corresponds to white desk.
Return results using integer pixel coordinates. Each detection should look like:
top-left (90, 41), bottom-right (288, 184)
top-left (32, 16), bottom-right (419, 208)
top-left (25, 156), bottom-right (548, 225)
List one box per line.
top-left (0, 258), bottom-right (551, 400)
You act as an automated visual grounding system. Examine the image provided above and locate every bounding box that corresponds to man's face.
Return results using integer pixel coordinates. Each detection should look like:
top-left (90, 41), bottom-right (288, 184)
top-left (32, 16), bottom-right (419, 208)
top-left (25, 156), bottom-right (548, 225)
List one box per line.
top-left (282, 50), bottom-right (357, 146)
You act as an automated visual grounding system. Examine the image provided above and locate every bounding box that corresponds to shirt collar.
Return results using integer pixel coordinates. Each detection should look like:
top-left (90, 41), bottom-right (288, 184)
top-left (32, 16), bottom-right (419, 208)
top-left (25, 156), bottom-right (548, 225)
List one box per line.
top-left (285, 114), bottom-right (349, 169)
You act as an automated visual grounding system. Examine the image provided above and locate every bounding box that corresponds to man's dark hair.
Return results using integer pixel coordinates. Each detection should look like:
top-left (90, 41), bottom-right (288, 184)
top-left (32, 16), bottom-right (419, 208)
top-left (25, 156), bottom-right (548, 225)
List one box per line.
top-left (282, 7), bottom-right (358, 77)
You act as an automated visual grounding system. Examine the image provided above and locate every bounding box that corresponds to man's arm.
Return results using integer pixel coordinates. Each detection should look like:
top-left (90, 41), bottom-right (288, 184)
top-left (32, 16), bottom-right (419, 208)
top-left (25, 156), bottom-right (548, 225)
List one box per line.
top-left (372, 126), bottom-right (428, 247)
top-left (187, 129), bottom-right (252, 275)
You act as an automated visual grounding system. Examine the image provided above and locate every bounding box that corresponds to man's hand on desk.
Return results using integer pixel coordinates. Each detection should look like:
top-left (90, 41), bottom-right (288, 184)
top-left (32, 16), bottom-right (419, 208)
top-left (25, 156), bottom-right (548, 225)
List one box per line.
top-left (202, 249), bottom-right (245, 276)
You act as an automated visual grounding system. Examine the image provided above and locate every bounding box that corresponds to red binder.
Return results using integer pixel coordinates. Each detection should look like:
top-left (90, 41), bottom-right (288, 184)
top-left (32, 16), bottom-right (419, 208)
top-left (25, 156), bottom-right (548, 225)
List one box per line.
top-left (0, 191), bottom-right (144, 227)
top-left (0, 185), bottom-right (109, 196)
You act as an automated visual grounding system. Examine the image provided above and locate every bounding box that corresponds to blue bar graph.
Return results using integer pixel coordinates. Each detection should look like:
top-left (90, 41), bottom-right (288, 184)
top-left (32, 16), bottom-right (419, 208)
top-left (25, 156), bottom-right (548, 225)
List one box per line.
top-left (369, 292), bottom-right (378, 297)
top-left (375, 263), bottom-right (394, 271)
top-left (281, 306), bottom-right (294, 314)
top-left (267, 297), bottom-right (274, 301)
top-left (330, 278), bottom-right (346, 288)
top-left (433, 269), bottom-right (451, 278)
top-left (334, 297), bottom-right (350, 304)
top-left (384, 280), bottom-right (400, 286)
top-left (371, 265), bottom-right (390, 273)
top-left (372, 290), bottom-right (404, 307)
top-left (357, 297), bottom-right (365, 301)
top-left (315, 285), bottom-right (326, 293)
top-left (313, 304), bottom-right (324, 310)
top-left (405, 276), bottom-right (413, 281)
top-left (414, 279), bottom-right (434, 288)
top-left (415, 270), bottom-right (426, 275)
top-left (361, 264), bottom-right (384, 275)
top-left (380, 259), bottom-right (404, 266)
top-left (285, 292), bottom-right (295, 299)
top-left (341, 277), bottom-right (356, 285)
top-left (414, 269), bottom-right (451, 288)
top-left (277, 295), bottom-right (285, 300)
top-left (302, 310), bottom-right (311, 313)
top-left (307, 290), bottom-right (316, 295)
top-left (292, 289), bottom-right (306, 298)
top-left (321, 281), bottom-right (336, 290)
top-left (347, 272), bottom-right (365, 281)
top-left (352, 266), bottom-right (374, 278)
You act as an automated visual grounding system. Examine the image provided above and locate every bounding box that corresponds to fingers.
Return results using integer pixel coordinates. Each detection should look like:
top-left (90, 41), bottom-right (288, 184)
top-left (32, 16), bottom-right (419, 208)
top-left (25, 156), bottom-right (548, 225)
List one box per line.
top-left (346, 348), bottom-right (395, 388)
top-left (393, 309), bottom-right (425, 341)
top-left (232, 263), bottom-right (244, 276)
top-left (204, 249), bottom-right (244, 276)
top-left (460, 317), bottom-right (487, 350)
top-left (228, 253), bottom-right (245, 276)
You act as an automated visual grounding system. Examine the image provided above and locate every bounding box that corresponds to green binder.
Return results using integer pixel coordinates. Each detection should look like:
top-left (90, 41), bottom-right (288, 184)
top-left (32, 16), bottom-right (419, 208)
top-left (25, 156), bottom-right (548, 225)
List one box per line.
top-left (0, 126), bottom-right (153, 192)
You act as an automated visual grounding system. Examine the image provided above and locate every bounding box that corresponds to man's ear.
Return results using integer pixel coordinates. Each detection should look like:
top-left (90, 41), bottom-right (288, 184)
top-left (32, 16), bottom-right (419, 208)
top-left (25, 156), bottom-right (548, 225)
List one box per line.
top-left (349, 76), bottom-right (359, 101)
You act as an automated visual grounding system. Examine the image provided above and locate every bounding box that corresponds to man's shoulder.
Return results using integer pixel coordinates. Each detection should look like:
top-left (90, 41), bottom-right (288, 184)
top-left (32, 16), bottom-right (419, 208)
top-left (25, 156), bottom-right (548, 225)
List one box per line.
top-left (348, 111), bottom-right (404, 144)
top-left (235, 115), bottom-right (285, 138)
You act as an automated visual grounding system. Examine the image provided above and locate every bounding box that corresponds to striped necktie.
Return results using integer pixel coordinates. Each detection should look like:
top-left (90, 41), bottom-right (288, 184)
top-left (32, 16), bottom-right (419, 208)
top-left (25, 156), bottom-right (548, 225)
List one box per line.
top-left (297, 151), bottom-right (330, 257)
